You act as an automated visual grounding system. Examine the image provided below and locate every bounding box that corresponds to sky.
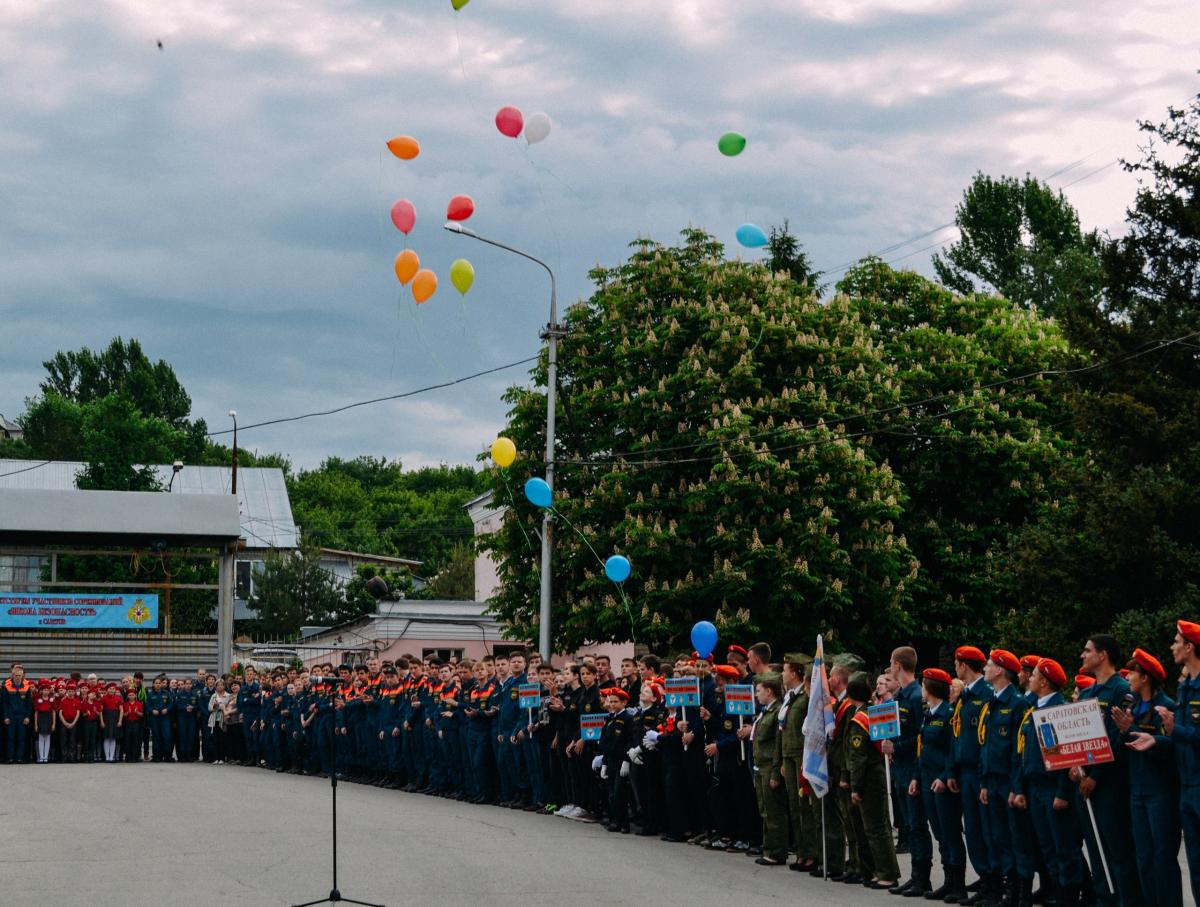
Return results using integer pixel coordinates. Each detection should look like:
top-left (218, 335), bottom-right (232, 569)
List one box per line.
top-left (1, 0), bottom-right (1197, 471)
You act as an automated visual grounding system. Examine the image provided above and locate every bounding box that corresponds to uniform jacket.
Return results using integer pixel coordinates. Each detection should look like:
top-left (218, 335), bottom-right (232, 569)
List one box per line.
top-left (918, 699), bottom-right (953, 787)
top-left (1171, 671), bottom-right (1200, 788)
top-left (1012, 691), bottom-right (1070, 799)
top-left (752, 698), bottom-right (783, 774)
top-left (978, 683), bottom-right (1029, 779)
top-left (950, 675), bottom-right (992, 779)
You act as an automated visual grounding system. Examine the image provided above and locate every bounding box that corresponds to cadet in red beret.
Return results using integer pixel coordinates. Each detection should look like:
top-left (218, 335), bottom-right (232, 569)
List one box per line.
top-left (1115, 647), bottom-right (1182, 907)
top-left (1016, 658), bottom-right (1083, 905)
top-left (1019, 656), bottom-right (1040, 703)
top-left (1165, 620), bottom-right (1200, 904)
top-left (950, 644), bottom-right (992, 896)
top-left (980, 649), bottom-right (1035, 904)
top-left (916, 667), bottom-right (966, 900)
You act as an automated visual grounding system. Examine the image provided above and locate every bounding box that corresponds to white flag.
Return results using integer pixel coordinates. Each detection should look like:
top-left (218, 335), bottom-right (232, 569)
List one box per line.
top-left (801, 634), bottom-right (836, 797)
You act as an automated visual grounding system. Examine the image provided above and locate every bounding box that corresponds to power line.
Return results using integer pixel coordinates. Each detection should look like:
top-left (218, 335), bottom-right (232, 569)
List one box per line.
top-left (206, 356), bottom-right (539, 437)
top-left (0, 459), bottom-right (53, 480)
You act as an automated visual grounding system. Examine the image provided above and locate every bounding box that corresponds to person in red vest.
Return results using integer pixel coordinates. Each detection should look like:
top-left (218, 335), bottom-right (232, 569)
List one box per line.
top-left (57, 683), bottom-right (83, 763)
top-left (33, 681), bottom-right (56, 763)
top-left (121, 690), bottom-right (143, 762)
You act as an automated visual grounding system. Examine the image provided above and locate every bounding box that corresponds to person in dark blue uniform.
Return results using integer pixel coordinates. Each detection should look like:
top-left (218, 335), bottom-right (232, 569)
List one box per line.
top-left (913, 667), bottom-right (966, 903)
top-left (979, 649), bottom-right (1032, 907)
top-left (237, 667), bottom-right (261, 767)
top-left (1012, 658), bottom-right (1082, 907)
top-left (146, 675), bottom-right (173, 762)
top-left (3, 664), bottom-right (34, 764)
top-left (1138, 620), bottom-right (1200, 906)
top-left (889, 646), bottom-right (930, 896)
top-left (1071, 635), bottom-right (1143, 907)
top-left (599, 687), bottom-right (634, 833)
top-left (949, 645), bottom-right (993, 906)
top-left (175, 678), bottom-right (199, 763)
top-left (1116, 647), bottom-right (1181, 907)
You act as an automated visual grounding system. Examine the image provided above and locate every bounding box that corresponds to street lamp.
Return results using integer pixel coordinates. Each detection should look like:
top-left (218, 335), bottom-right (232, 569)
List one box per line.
top-left (445, 222), bottom-right (560, 662)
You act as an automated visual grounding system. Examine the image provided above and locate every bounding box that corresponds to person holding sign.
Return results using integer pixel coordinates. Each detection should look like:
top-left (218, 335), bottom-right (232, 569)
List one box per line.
top-left (1013, 658), bottom-right (1082, 907)
top-left (913, 667), bottom-right (967, 903)
top-left (627, 679), bottom-right (667, 837)
top-left (1114, 648), bottom-right (1181, 907)
top-left (846, 671), bottom-right (900, 888)
top-left (1071, 635), bottom-right (1142, 907)
top-left (751, 672), bottom-right (788, 866)
top-left (780, 652), bottom-right (819, 873)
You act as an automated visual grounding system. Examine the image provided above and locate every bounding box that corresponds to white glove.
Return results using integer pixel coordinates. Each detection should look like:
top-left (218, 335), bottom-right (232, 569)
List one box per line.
top-left (601, 765), bottom-right (609, 780)
top-left (620, 760), bottom-right (630, 778)
top-left (591, 755), bottom-right (603, 771)
top-left (627, 746), bottom-right (643, 765)
top-left (643, 730), bottom-right (659, 749)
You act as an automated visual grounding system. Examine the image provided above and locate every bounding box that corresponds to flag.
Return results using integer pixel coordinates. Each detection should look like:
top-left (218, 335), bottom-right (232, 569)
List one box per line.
top-left (801, 634), bottom-right (836, 797)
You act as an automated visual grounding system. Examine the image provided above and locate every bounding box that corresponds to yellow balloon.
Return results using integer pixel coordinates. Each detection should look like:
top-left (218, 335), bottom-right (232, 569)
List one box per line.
top-left (394, 249), bottom-right (419, 285)
top-left (412, 269), bottom-right (438, 304)
top-left (450, 258), bottom-right (475, 295)
top-left (491, 437), bottom-right (517, 468)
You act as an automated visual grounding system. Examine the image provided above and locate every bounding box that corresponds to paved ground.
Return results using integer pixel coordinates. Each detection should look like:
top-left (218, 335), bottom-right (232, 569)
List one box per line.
top-left (0, 763), bottom-right (904, 906)
top-left (0, 765), bottom-right (1193, 906)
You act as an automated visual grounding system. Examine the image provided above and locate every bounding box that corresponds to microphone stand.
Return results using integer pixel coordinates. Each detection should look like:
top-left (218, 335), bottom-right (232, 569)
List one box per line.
top-left (292, 698), bottom-right (384, 907)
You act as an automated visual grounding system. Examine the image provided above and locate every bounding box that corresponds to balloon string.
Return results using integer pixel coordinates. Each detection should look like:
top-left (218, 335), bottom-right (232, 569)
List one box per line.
top-left (499, 472), bottom-right (536, 553)
top-left (402, 291), bottom-right (451, 381)
top-left (548, 504), bottom-right (638, 644)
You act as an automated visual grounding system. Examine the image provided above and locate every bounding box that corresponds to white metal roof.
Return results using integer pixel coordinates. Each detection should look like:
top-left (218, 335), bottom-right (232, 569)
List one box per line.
top-left (0, 459), bottom-right (297, 549)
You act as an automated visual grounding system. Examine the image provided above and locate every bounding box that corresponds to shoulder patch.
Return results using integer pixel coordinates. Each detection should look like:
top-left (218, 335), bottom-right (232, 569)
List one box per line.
top-left (852, 737), bottom-right (863, 748)
top-left (724, 719), bottom-right (733, 730)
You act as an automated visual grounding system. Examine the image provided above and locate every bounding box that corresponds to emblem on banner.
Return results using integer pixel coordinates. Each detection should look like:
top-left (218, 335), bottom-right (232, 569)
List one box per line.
top-left (127, 599), bottom-right (151, 625)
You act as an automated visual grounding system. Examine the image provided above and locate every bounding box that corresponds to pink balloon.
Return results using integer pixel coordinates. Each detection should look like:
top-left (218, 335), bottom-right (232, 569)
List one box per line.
top-left (446, 194), bottom-right (475, 222)
top-left (495, 106), bottom-right (524, 139)
top-left (390, 199), bottom-right (416, 235)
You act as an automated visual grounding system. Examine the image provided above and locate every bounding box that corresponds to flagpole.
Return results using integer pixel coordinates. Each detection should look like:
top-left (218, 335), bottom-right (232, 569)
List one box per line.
top-left (821, 794), bottom-right (828, 880)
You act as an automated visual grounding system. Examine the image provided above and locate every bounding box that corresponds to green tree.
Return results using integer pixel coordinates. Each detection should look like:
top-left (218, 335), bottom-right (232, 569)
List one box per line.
top-left (249, 548), bottom-right (346, 639)
top-left (768, 221), bottom-right (822, 292)
top-left (933, 173), bottom-right (1103, 319)
top-left (488, 229), bottom-right (919, 656)
top-left (417, 540), bottom-right (475, 600)
top-left (343, 563), bottom-right (417, 620)
top-left (75, 395), bottom-right (191, 491)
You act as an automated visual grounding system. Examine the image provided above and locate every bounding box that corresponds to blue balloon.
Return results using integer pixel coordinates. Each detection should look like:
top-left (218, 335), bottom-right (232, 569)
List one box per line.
top-left (524, 477), bottom-right (553, 509)
top-left (690, 620), bottom-right (718, 660)
top-left (735, 223), bottom-right (768, 249)
top-left (604, 555), bottom-right (632, 584)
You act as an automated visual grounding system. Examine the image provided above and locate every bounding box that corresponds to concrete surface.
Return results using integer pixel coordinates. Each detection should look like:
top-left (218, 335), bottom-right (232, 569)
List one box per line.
top-left (0, 764), bottom-right (1191, 906)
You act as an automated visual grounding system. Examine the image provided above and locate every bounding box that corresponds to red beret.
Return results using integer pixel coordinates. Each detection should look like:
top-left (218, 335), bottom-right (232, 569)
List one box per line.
top-left (1035, 658), bottom-right (1066, 689)
top-left (727, 645), bottom-right (748, 658)
top-left (1019, 655), bottom-right (1041, 670)
top-left (1131, 648), bottom-right (1166, 683)
top-left (602, 687), bottom-right (629, 702)
top-left (989, 649), bottom-right (1021, 674)
top-left (1119, 668), bottom-right (1131, 680)
top-left (1179, 621), bottom-right (1200, 646)
top-left (646, 682), bottom-right (664, 700)
top-left (66, 682), bottom-right (77, 690)
top-left (713, 665), bottom-right (740, 681)
top-left (922, 668), bottom-right (952, 685)
top-left (1074, 674), bottom-right (1095, 689)
top-left (955, 646), bottom-right (985, 663)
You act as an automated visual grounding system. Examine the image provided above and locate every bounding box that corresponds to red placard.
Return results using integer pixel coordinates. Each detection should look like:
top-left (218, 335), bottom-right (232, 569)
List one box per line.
top-left (1033, 699), bottom-right (1114, 772)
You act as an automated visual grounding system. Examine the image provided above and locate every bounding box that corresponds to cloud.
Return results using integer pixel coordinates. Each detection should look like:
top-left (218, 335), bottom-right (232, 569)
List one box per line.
top-left (0, 0), bottom-right (1197, 470)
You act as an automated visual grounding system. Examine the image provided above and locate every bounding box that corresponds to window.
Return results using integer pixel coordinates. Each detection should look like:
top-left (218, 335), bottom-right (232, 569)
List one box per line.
top-left (422, 648), bottom-right (463, 663)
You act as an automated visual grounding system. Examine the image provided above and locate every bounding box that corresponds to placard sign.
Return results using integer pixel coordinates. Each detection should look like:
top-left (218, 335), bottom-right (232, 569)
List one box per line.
top-left (1033, 699), bottom-right (1114, 771)
top-left (867, 701), bottom-right (902, 741)
top-left (580, 712), bottom-right (606, 741)
top-left (518, 683), bottom-right (542, 710)
top-left (0, 593), bottom-right (159, 630)
top-left (724, 684), bottom-right (756, 716)
top-left (665, 676), bottom-right (701, 708)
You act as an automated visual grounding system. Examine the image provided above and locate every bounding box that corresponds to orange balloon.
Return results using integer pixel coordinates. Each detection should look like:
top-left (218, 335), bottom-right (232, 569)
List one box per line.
top-left (394, 249), bottom-right (420, 285)
top-left (386, 136), bottom-right (420, 160)
top-left (412, 269), bottom-right (438, 303)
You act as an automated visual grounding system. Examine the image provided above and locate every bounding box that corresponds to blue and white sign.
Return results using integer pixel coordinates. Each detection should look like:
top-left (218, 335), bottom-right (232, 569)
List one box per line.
top-left (665, 676), bottom-right (701, 708)
top-left (867, 701), bottom-right (901, 741)
top-left (580, 712), bottom-right (606, 741)
top-left (724, 684), bottom-right (756, 716)
top-left (0, 593), bottom-right (159, 630)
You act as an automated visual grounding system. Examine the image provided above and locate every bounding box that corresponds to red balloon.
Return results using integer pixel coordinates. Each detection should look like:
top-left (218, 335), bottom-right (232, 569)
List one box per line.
top-left (446, 194), bottom-right (475, 222)
top-left (495, 106), bottom-right (524, 139)
top-left (390, 199), bottom-right (416, 235)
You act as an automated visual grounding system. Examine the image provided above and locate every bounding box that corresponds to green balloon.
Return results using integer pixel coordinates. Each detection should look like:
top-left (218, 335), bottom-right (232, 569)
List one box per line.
top-left (451, 0), bottom-right (470, 9)
top-left (718, 131), bottom-right (747, 157)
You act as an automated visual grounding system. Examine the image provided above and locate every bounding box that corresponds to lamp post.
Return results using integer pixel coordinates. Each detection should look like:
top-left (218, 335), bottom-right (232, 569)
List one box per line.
top-left (228, 409), bottom-right (239, 495)
top-left (445, 222), bottom-right (560, 662)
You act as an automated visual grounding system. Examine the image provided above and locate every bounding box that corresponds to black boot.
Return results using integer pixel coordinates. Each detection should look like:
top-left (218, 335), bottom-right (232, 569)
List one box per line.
top-left (940, 867), bottom-right (969, 903)
top-left (1056, 885), bottom-right (1079, 907)
top-left (927, 866), bottom-right (953, 901)
top-left (905, 861), bottom-right (934, 897)
top-left (978, 872), bottom-right (1004, 907)
top-left (1002, 873), bottom-right (1019, 907)
top-left (1017, 877), bottom-right (1034, 907)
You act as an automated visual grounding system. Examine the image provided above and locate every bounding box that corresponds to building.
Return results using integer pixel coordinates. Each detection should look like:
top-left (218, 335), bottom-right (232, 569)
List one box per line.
top-left (465, 490), bottom-right (504, 601)
top-left (317, 547), bottom-right (424, 592)
top-left (0, 460), bottom-right (298, 620)
top-left (0, 413), bottom-right (22, 441)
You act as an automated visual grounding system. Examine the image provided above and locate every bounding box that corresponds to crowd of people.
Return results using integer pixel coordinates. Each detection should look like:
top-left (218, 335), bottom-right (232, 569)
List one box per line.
top-left (2, 620), bottom-right (1198, 907)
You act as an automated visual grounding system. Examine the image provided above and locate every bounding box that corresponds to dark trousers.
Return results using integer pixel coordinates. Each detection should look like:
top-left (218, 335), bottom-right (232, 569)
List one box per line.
top-left (58, 723), bottom-right (79, 761)
top-left (1181, 785), bottom-right (1200, 907)
top-left (633, 750), bottom-right (665, 833)
top-left (607, 771), bottom-right (630, 829)
top-left (924, 786), bottom-right (965, 868)
top-left (1028, 777), bottom-right (1082, 887)
top-left (124, 721), bottom-right (143, 761)
top-left (6, 720), bottom-right (28, 763)
top-left (959, 765), bottom-right (991, 875)
top-left (149, 716), bottom-right (172, 761)
top-left (468, 729), bottom-right (494, 800)
top-left (897, 763), bottom-right (932, 862)
top-left (1076, 776), bottom-right (1143, 907)
top-left (176, 713), bottom-right (197, 761)
top-left (1130, 785), bottom-right (1182, 907)
top-left (81, 720), bottom-right (98, 762)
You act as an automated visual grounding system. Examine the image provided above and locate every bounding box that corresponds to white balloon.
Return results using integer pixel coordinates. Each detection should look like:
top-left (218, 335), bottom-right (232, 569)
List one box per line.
top-left (525, 112), bottom-right (552, 145)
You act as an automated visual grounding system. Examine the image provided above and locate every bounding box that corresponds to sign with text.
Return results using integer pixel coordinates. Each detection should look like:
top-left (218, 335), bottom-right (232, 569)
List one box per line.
top-left (724, 684), bottom-right (756, 716)
top-left (518, 683), bottom-right (542, 710)
top-left (665, 676), bottom-right (701, 708)
top-left (867, 701), bottom-right (902, 741)
top-left (0, 593), bottom-right (159, 630)
top-left (1033, 699), bottom-right (1114, 771)
top-left (580, 712), bottom-right (606, 741)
